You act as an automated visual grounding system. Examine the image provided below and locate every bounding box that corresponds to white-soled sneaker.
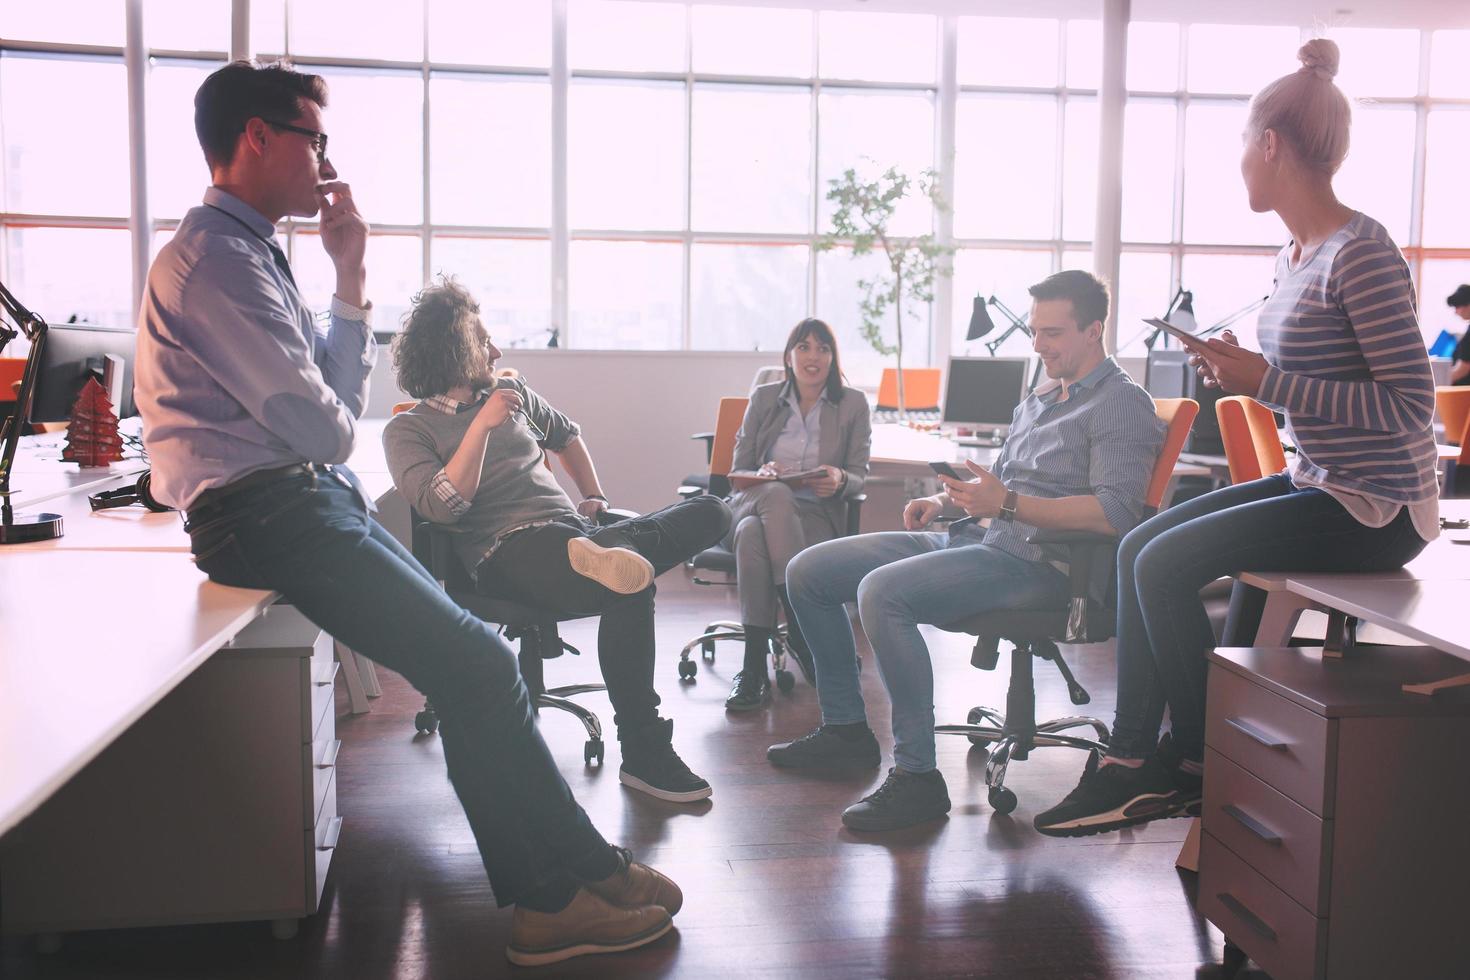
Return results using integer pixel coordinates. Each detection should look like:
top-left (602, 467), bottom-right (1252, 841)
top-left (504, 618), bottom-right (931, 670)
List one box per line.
top-left (567, 537), bottom-right (654, 594)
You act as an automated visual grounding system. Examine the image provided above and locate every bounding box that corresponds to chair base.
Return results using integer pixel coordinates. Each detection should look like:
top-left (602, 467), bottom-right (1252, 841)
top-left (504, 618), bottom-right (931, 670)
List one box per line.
top-left (414, 685), bottom-right (609, 765)
top-left (676, 622), bottom-right (795, 692)
top-left (935, 710), bottom-right (1109, 814)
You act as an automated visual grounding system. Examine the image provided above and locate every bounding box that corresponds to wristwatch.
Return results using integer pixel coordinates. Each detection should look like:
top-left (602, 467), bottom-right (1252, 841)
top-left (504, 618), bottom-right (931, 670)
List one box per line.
top-left (998, 488), bottom-right (1019, 522)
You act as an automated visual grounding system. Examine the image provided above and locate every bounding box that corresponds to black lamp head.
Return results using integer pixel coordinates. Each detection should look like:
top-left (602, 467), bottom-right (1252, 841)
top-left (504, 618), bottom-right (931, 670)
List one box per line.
top-left (966, 295), bottom-right (996, 341)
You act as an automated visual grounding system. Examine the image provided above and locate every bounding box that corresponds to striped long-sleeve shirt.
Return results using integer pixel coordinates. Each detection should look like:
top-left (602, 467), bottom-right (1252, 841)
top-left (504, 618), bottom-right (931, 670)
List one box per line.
top-left (1254, 211), bottom-right (1439, 539)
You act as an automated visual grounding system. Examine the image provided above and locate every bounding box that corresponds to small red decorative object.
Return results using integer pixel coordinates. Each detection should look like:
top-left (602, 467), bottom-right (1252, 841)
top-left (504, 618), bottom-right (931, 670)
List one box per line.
top-left (61, 377), bottom-right (125, 468)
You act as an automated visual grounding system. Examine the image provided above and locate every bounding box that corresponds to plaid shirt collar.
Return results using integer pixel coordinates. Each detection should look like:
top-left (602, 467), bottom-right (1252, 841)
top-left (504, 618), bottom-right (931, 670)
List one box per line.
top-left (422, 388), bottom-right (492, 415)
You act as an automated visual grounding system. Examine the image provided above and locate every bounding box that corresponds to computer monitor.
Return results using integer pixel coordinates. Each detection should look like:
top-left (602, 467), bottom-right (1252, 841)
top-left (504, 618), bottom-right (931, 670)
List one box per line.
top-left (1144, 349), bottom-right (1223, 454)
top-left (31, 323), bottom-right (137, 423)
top-left (940, 356), bottom-right (1030, 435)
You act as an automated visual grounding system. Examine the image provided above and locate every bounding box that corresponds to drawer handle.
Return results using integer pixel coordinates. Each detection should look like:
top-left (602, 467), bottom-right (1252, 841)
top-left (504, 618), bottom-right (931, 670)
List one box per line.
top-left (313, 662), bottom-right (341, 687)
top-left (317, 815), bottom-right (344, 852)
top-left (315, 739), bottom-right (342, 770)
top-left (1224, 716), bottom-right (1288, 750)
top-left (1222, 804), bottom-right (1282, 845)
top-left (1217, 892), bottom-right (1277, 942)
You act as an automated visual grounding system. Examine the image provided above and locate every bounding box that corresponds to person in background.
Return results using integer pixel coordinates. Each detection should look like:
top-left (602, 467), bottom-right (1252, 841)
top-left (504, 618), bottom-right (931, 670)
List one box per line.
top-left (384, 276), bottom-right (730, 803)
top-left (135, 61), bottom-right (681, 966)
top-left (1036, 39), bottom-right (1438, 838)
top-left (768, 271), bottom-right (1164, 833)
top-left (1446, 284), bottom-right (1470, 385)
top-left (722, 318), bottom-right (871, 711)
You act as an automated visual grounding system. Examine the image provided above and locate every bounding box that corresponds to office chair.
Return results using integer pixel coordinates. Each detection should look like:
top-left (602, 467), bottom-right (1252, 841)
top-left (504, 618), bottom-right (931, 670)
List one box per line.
top-left (1436, 386), bottom-right (1470, 448)
top-left (873, 367), bottom-right (942, 411)
top-left (674, 395), bottom-right (864, 689)
top-left (389, 401), bottom-right (616, 764)
top-left (933, 398), bottom-right (1198, 814)
top-left (684, 365), bottom-right (784, 495)
top-left (1446, 413), bottom-right (1470, 498)
top-left (1215, 395), bottom-right (1287, 484)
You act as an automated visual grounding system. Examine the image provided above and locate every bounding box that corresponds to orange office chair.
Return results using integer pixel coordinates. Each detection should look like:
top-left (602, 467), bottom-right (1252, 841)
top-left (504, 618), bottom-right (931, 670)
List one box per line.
top-left (934, 398), bottom-right (1199, 814)
top-left (1436, 386), bottom-right (1470, 448)
top-left (875, 368), bottom-right (942, 412)
top-left (1448, 413), bottom-right (1470, 498)
top-left (1215, 396), bottom-right (1287, 484)
top-left (675, 395), bottom-right (865, 689)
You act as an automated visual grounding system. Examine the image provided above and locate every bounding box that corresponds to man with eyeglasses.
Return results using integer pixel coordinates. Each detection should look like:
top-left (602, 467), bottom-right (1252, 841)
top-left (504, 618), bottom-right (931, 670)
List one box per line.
top-left (134, 60), bottom-right (681, 967)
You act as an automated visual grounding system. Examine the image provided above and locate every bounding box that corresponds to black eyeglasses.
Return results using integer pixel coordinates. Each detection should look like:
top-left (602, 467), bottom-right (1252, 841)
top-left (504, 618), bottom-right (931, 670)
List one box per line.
top-left (262, 119), bottom-right (328, 162)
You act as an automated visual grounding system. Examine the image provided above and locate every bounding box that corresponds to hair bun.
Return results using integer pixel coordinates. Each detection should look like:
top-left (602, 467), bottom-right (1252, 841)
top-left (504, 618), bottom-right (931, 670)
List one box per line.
top-left (1298, 38), bottom-right (1340, 80)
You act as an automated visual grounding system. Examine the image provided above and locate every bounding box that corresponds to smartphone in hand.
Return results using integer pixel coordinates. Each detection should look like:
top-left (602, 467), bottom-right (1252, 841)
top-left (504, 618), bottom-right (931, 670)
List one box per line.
top-left (929, 461), bottom-right (962, 480)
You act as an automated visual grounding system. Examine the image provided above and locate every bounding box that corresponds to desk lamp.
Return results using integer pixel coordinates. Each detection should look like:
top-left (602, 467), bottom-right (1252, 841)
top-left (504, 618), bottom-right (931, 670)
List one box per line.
top-left (965, 295), bottom-right (1033, 355)
top-left (0, 278), bottom-right (63, 544)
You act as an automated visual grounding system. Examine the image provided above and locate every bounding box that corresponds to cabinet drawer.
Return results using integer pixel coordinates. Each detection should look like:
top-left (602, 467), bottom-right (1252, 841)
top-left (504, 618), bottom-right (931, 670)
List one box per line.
top-left (311, 666), bottom-right (336, 743)
top-left (1203, 748), bottom-right (1331, 914)
top-left (1200, 832), bottom-right (1326, 980)
top-left (306, 770), bottom-right (340, 913)
top-left (306, 736), bottom-right (342, 828)
top-left (1206, 665), bottom-right (1334, 817)
top-left (307, 660), bottom-right (339, 741)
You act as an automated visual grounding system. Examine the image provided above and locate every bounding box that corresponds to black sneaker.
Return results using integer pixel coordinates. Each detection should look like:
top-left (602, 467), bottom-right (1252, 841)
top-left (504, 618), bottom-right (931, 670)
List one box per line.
top-left (841, 767), bottom-right (951, 832)
top-left (1034, 751), bottom-right (1198, 838)
top-left (767, 724), bottom-right (881, 771)
top-left (724, 671), bottom-right (770, 712)
top-left (619, 718), bottom-right (712, 803)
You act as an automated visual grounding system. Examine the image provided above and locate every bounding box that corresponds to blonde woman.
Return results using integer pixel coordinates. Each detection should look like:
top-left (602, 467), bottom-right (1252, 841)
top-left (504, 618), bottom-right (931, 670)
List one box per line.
top-left (1037, 39), bottom-right (1439, 837)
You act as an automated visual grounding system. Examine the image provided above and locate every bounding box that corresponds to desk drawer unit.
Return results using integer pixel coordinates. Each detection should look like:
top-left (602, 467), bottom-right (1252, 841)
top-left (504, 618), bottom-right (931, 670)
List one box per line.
top-left (0, 603), bottom-right (343, 936)
top-left (1200, 647), bottom-right (1470, 980)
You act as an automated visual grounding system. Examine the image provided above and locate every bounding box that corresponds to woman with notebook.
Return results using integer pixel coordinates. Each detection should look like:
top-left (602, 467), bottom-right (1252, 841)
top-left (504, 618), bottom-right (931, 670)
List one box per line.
top-left (723, 318), bottom-right (872, 711)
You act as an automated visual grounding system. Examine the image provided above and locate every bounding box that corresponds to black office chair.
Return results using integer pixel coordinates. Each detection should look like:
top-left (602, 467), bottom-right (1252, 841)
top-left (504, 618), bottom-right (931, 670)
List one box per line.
top-left (676, 492), bottom-right (865, 691)
top-left (933, 398), bottom-right (1197, 814)
top-left (409, 512), bottom-right (634, 766)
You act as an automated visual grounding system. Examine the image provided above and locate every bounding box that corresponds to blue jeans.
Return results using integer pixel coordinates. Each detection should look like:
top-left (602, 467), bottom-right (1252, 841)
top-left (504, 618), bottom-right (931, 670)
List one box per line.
top-left (185, 468), bottom-right (613, 907)
top-left (786, 525), bottom-right (1068, 773)
top-left (1110, 473), bottom-right (1428, 760)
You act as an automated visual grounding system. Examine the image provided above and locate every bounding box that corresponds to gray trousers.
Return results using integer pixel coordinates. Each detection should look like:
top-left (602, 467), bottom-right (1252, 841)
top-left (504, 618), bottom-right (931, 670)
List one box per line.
top-left (726, 481), bottom-right (839, 628)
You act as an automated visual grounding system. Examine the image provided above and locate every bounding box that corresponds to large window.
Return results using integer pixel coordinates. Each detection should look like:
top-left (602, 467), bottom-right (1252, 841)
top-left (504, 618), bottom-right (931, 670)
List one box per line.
top-left (3, 5), bottom-right (1467, 374)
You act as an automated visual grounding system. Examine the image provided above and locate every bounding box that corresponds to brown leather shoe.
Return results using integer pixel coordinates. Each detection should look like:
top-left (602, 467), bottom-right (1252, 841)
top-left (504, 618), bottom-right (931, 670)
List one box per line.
top-left (506, 887), bottom-right (671, 967)
top-left (585, 846), bottom-right (684, 916)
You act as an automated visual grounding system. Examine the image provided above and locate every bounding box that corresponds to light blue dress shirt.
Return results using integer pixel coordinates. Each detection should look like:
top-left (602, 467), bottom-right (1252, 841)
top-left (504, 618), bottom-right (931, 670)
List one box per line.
top-left (769, 390), bottom-right (824, 499)
top-left (134, 188), bottom-right (375, 510)
top-left (974, 356), bottom-right (1165, 563)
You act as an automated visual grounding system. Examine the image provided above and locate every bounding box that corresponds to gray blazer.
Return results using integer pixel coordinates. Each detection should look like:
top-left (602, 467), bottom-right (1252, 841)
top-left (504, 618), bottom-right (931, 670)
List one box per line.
top-left (731, 380), bottom-right (872, 524)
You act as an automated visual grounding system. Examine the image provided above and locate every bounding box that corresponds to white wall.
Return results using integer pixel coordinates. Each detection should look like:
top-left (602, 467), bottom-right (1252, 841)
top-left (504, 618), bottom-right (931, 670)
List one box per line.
top-left (367, 349), bottom-right (1155, 515)
top-left (367, 349), bottom-right (785, 514)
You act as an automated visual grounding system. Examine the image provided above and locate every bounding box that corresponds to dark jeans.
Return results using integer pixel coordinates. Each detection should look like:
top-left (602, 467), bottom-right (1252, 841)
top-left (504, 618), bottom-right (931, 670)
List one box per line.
top-left (185, 468), bottom-right (613, 907)
top-left (476, 495), bottom-right (731, 734)
top-left (1109, 473), bottom-right (1428, 760)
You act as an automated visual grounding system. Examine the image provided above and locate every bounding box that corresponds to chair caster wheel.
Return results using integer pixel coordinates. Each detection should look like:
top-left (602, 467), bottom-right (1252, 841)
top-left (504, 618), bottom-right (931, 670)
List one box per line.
top-left (701, 640), bottom-right (716, 662)
top-left (678, 659), bottom-right (697, 681)
top-left (414, 709), bottom-right (439, 734)
top-left (584, 738), bottom-right (605, 766)
top-left (988, 786), bottom-right (1018, 815)
top-left (775, 669), bottom-right (795, 693)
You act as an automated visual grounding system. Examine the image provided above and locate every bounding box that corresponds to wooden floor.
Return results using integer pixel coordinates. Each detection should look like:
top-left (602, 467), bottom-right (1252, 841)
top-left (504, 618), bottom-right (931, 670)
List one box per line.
top-left (2, 574), bottom-right (1257, 979)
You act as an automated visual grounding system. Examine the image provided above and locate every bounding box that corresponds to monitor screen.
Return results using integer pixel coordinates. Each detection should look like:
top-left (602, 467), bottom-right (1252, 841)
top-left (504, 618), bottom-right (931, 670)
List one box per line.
top-left (941, 356), bottom-right (1029, 429)
top-left (32, 323), bottom-right (137, 423)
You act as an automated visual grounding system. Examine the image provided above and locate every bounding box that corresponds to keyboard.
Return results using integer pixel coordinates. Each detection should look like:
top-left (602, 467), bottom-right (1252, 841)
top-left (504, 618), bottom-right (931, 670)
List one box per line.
top-left (871, 408), bottom-right (940, 425)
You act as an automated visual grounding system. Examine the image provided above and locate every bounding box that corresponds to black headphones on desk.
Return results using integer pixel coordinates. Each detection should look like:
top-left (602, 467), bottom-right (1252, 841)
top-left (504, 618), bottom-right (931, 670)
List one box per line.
top-left (89, 470), bottom-right (173, 513)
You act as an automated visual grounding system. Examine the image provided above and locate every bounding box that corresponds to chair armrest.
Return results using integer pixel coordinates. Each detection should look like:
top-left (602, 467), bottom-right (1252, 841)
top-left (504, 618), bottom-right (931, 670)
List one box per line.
top-left (597, 507), bottom-right (639, 525)
top-left (844, 493), bottom-right (867, 537)
top-left (690, 432), bottom-right (715, 463)
top-left (677, 485), bottom-right (705, 500)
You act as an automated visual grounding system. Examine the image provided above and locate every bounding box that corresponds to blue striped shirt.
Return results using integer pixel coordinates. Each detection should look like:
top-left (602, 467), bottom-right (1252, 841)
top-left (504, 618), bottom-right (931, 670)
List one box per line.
top-left (977, 357), bottom-right (1165, 563)
top-left (1254, 212), bottom-right (1439, 533)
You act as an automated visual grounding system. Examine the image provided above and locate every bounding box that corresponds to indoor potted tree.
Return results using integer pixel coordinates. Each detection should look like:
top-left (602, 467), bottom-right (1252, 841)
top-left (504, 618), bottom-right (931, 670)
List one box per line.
top-left (817, 164), bottom-right (953, 419)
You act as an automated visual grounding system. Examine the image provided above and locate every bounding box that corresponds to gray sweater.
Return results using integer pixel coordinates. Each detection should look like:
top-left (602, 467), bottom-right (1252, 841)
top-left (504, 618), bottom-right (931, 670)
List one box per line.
top-left (383, 378), bottom-right (581, 577)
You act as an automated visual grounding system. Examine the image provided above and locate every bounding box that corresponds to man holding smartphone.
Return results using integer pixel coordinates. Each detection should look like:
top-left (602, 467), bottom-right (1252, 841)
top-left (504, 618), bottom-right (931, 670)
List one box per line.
top-left (766, 271), bottom-right (1166, 833)
top-left (134, 62), bottom-right (680, 966)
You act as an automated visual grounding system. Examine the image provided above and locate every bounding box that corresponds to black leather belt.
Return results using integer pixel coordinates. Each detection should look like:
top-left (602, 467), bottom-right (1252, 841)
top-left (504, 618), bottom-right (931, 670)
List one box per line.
top-left (190, 462), bottom-right (334, 513)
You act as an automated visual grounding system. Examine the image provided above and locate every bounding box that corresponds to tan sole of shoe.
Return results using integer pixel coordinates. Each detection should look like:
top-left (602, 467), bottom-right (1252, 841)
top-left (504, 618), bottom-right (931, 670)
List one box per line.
top-left (505, 918), bottom-right (673, 967)
top-left (567, 537), bottom-right (654, 595)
